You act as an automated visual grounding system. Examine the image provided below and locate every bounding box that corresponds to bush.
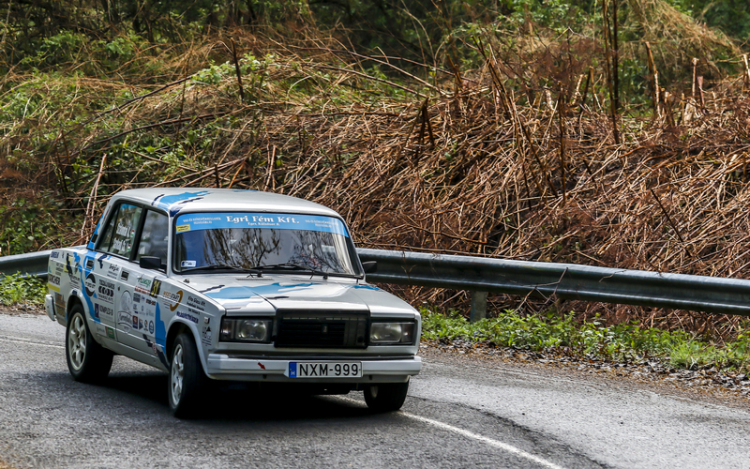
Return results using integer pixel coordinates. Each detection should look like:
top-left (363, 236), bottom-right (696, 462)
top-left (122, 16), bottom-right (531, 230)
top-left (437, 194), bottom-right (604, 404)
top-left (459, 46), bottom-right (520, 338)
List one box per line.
top-left (0, 274), bottom-right (47, 307)
top-left (421, 308), bottom-right (750, 372)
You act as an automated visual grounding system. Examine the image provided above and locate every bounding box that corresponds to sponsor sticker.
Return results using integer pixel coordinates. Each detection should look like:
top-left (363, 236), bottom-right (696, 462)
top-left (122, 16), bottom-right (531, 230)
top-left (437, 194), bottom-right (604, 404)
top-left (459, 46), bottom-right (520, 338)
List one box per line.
top-left (106, 326), bottom-right (115, 339)
top-left (163, 290), bottom-right (183, 311)
top-left (51, 251), bottom-right (60, 259)
top-left (175, 212), bottom-right (349, 237)
top-left (176, 311), bottom-right (200, 324)
top-left (48, 274), bottom-right (61, 292)
top-left (54, 293), bottom-right (65, 310)
top-left (175, 224), bottom-right (191, 233)
top-left (118, 311), bottom-right (131, 332)
top-left (84, 273), bottom-right (96, 297)
top-left (97, 278), bottom-right (115, 304)
top-left (95, 303), bottom-right (114, 320)
top-left (201, 324), bottom-right (212, 346)
top-left (106, 264), bottom-right (121, 279)
top-left (186, 295), bottom-right (206, 313)
top-left (148, 321), bottom-right (154, 334)
top-left (118, 291), bottom-right (133, 332)
top-left (181, 260), bottom-right (196, 268)
top-left (149, 279), bottom-right (162, 298)
top-left (134, 277), bottom-right (152, 296)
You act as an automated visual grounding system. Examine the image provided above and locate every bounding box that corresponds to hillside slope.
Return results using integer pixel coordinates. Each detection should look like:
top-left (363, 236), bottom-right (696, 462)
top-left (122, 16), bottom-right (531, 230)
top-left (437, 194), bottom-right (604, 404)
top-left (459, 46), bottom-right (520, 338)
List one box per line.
top-left (3, 6), bottom-right (750, 336)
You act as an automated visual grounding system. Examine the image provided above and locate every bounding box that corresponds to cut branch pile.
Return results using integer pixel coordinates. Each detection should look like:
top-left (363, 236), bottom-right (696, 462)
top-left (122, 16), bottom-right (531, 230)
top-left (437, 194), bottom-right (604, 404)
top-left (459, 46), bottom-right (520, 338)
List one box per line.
top-left (4, 27), bottom-right (750, 337)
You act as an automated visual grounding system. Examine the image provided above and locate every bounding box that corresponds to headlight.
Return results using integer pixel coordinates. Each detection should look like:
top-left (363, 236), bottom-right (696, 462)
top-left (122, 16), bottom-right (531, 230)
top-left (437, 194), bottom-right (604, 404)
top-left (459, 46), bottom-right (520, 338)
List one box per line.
top-left (220, 318), bottom-right (273, 343)
top-left (369, 321), bottom-right (417, 345)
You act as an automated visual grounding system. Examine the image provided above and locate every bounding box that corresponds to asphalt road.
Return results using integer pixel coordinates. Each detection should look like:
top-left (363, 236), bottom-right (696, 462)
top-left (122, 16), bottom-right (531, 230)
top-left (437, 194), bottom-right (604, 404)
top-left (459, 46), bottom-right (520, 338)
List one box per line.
top-left (1, 314), bottom-right (749, 469)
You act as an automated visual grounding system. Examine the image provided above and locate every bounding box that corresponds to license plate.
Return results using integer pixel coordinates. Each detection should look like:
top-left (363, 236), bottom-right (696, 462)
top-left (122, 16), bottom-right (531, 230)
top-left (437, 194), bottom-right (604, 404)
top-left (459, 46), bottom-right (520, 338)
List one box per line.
top-left (287, 362), bottom-right (363, 378)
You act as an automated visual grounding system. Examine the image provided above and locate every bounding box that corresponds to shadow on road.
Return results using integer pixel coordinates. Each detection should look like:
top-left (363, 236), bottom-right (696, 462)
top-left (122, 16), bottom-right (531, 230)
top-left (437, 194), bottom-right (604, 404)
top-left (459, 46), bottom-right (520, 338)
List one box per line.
top-left (85, 369), bottom-right (380, 423)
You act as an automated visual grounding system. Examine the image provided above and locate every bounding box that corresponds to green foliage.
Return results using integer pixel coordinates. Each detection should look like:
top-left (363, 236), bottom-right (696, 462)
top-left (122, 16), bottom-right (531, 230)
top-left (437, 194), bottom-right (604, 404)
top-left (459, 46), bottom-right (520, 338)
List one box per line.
top-left (0, 196), bottom-right (75, 256)
top-left (421, 308), bottom-right (750, 372)
top-left (666, 0), bottom-right (750, 40)
top-left (0, 274), bottom-right (47, 307)
top-left (17, 31), bottom-right (150, 75)
top-left (497, 0), bottom-right (596, 33)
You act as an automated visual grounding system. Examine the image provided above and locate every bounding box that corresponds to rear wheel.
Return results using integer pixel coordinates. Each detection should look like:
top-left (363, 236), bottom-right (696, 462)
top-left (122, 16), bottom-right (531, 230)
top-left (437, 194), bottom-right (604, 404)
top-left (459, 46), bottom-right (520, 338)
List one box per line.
top-left (363, 381), bottom-right (409, 412)
top-left (65, 304), bottom-right (113, 383)
top-left (168, 333), bottom-right (209, 418)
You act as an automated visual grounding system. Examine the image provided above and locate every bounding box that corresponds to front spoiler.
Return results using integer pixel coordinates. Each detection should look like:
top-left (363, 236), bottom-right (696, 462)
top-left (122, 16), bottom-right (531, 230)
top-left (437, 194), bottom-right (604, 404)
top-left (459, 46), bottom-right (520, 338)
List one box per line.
top-left (206, 355), bottom-right (422, 383)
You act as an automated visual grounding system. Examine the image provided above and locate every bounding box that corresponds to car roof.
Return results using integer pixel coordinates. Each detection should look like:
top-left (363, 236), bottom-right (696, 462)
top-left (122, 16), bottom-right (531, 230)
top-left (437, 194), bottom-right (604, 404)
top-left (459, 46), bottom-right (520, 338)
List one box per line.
top-left (110, 188), bottom-right (342, 218)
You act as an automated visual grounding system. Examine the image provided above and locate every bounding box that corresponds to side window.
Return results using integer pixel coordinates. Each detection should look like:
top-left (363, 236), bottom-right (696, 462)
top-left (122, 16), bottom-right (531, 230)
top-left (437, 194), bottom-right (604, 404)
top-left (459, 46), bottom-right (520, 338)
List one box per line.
top-left (102, 204), bottom-right (143, 258)
top-left (136, 210), bottom-right (169, 266)
top-left (97, 208), bottom-right (118, 252)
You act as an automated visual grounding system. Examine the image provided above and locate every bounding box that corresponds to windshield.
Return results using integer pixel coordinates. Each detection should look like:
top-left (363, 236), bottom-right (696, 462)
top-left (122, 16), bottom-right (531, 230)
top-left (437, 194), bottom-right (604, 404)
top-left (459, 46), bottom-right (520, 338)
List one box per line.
top-left (173, 212), bottom-right (359, 276)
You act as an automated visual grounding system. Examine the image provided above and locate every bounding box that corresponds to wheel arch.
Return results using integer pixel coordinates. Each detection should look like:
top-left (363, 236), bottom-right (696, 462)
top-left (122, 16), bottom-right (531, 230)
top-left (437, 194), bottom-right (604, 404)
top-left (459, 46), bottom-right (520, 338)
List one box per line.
top-left (65, 293), bottom-right (85, 325)
top-left (166, 320), bottom-right (208, 376)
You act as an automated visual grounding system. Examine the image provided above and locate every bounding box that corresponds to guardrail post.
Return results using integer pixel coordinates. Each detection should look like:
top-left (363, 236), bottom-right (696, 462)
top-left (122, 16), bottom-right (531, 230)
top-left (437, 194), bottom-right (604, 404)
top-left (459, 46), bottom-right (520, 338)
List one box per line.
top-left (469, 291), bottom-right (488, 322)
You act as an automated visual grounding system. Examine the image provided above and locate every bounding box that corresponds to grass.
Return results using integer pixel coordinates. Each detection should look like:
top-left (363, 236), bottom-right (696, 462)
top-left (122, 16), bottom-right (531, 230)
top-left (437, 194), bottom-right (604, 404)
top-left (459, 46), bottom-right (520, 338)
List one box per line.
top-left (0, 274), bottom-right (47, 307)
top-left (421, 308), bottom-right (750, 373)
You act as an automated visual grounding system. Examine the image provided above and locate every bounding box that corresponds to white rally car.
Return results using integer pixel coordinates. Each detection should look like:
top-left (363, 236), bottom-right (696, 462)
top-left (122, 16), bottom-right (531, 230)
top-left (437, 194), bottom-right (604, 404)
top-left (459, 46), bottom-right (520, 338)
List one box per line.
top-left (45, 188), bottom-right (421, 417)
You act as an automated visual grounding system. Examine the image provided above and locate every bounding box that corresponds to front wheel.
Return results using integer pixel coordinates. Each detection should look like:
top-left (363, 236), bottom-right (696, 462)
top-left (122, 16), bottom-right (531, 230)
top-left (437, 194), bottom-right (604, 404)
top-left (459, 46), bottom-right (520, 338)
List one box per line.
top-left (363, 381), bottom-right (409, 412)
top-left (65, 304), bottom-right (113, 383)
top-left (168, 333), bottom-right (209, 418)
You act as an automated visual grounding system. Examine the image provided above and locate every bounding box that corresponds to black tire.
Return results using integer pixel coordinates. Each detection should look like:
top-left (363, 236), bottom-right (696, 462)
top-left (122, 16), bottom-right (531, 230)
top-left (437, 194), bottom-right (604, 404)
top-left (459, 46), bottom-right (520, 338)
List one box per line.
top-left (363, 381), bottom-right (409, 412)
top-left (168, 333), bottom-right (209, 418)
top-left (65, 304), bottom-right (113, 383)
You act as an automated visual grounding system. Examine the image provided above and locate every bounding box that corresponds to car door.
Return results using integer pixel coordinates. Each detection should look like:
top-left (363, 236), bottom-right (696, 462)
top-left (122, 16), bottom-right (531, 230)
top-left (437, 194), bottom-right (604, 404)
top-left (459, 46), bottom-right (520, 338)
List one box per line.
top-left (125, 209), bottom-right (170, 357)
top-left (97, 202), bottom-right (146, 353)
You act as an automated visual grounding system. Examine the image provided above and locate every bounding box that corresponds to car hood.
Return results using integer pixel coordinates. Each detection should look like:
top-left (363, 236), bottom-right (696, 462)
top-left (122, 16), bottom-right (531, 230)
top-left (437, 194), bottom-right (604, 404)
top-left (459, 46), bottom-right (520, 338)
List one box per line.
top-left (181, 275), bottom-right (417, 317)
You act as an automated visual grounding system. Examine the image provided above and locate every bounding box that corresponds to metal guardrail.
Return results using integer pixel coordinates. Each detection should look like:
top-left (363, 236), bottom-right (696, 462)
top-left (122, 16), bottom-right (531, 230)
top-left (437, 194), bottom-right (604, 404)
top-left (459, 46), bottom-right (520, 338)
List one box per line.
top-left (0, 250), bottom-right (52, 279)
top-left (4, 248), bottom-right (750, 320)
top-left (358, 249), bottom-right (750, 319)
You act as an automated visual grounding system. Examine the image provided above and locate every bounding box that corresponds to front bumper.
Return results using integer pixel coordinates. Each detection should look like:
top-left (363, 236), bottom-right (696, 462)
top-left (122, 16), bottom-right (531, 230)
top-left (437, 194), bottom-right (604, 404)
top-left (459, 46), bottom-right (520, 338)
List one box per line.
top-left (44, 294), bottom-right (55, 322)
top-left (206, 354), bottom-right (422, 383)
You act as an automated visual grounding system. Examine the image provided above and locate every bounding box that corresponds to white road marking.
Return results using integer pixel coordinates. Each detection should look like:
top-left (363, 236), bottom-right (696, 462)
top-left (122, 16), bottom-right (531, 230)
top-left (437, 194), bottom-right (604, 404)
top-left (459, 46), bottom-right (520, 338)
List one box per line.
top-left (336, 396), bottom-right (567, 469)
top-left (404, 412), bottom-right (568, 469)
top-left (0, 335), bottom-right (64, 349)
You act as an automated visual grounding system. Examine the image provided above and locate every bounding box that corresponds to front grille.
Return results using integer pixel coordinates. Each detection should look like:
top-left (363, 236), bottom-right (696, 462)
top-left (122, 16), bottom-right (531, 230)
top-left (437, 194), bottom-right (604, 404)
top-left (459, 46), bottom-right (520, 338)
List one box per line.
top-left (275, 310), bottom-right (369, 349)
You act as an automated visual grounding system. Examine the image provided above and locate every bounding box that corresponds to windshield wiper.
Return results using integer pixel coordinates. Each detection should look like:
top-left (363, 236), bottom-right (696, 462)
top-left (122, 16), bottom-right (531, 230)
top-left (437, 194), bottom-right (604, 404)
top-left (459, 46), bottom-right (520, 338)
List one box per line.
top-left (253, 263), bottom-right (330, 279)
top-left (180, 264), bottom-right (263, 276)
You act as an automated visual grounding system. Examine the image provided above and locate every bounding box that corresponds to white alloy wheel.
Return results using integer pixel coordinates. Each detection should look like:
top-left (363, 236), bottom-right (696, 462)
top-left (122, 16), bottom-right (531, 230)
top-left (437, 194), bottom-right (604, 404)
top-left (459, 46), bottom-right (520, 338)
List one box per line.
top-left (68, 314), bottom-right (87, 370)
top-left (168, 333), bottom-right (209, 418)
top-left (65, 305), bottom-right (113, 382)
top-left (171, 344), bottom-right (185, 406)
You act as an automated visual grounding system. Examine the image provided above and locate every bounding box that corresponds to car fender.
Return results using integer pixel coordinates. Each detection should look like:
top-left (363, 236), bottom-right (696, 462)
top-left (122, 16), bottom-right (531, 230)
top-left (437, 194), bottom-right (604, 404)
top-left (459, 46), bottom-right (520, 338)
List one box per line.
top-left (64, 288), bottom-right (112, 348)
top-left (166, 317), bottom-right (210, 375)
top-left (65, 288), bottom-right (90, 326)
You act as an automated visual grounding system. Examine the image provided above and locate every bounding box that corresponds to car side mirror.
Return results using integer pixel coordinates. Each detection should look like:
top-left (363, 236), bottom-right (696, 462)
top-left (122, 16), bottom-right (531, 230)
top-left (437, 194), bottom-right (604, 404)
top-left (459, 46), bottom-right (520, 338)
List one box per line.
top-left (140, 256), bottom-right (162, 270)
top-left (362, 261), bottom-right (377, 274)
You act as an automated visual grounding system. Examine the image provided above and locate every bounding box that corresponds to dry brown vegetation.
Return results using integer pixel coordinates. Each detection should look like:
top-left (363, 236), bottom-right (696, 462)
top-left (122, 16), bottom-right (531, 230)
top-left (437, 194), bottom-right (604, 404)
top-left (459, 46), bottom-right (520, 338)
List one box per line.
top-left (4, 11), bottom-right (750, 337)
